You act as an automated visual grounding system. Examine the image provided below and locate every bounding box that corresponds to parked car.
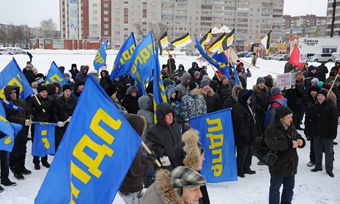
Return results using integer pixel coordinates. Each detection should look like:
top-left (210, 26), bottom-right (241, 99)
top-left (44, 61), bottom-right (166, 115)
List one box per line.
top-left (0, 48), bottom-right (8, 55)
top-left (185, 50), bottom-right (199, 56)
top-left (272, 54), bottom-right (285, 61)
top-left (244, 52), bottom-right (256, 58)
top-left (308, 53), bottom-right (335, 62)
top-left (264, 54), bottom-right (273, 60)
top-left (283, 54), bottom-right (290, 61)
top-left (237, 51), bottom-right (249, 57)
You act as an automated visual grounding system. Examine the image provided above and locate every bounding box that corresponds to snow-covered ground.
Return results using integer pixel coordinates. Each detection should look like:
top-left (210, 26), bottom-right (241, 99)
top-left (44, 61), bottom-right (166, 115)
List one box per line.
top-left (0, 50), bottom-right (339, 204)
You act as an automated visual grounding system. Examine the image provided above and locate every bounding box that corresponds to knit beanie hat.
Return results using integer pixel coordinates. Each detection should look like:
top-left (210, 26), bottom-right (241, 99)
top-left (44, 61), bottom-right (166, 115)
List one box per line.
top-left (239, 89), bottom-right (253, 102)
top-left (163, 78), bottom-right (174, 88)
top-left (316, 81), bottom-right (324, 88)
top-left (62, 84), bottom-right (71, 92)
top-left (126, 85), bottom-right (139, 95)
top-left (105, 85), bottom-right (117, 97)
top-left (200, 79), bottom-right (210, 88)
top-left (170, 166), bottom-right (206, 188)
top-left (275, 106), bottom-right (293, 119)
top-left (270, 86), bottom-right (281, 96)
top-left (37, 85), bottom-right (47, 93)
top-left (317, 89), bottom-right (328, 98)
top-left (125, 114), bottom-right (146, 136)
top-left (256, 77), bottom-right (265, 84)
top-left (189, 81), bottom-right (198, 91)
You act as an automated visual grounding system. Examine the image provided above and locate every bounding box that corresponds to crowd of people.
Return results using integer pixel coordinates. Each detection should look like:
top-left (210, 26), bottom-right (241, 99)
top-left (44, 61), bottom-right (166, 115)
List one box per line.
top-left (0, 58), bottom-right (339, 204)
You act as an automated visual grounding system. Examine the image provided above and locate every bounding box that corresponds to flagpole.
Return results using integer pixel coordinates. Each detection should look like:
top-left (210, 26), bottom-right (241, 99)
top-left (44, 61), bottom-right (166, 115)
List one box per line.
top-left (167, 49), bottom-right (173, 77)
top-left (34, 94), bottom-right (46, 112)
top-left (141, 141), bottom-right (162, 167)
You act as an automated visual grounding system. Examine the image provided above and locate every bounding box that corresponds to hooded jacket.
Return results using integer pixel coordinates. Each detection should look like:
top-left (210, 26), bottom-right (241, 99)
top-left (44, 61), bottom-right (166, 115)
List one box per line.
top-left (137, 95), bottom-right (154, 137)
top-left (223, 85), bottom-right (242, 109)
top-left (75, 65), bottom-right (89, 81)
top-left (188, 62), bottom-right (201, 78)
top-left (265, 116), bottom-right (305, 176)
top-left (165, 85), bottom-right (186, 123)
top-left (145, 103), bottom-right (182, 171)
top-left (176, 73), bottom-right (191, 99)
top-left (3, 86), bottom-right (30, 126)
top-left (141, 169), bottom-right (184, 204)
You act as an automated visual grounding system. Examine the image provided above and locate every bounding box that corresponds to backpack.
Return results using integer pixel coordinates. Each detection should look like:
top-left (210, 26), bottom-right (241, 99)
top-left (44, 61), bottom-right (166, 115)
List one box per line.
top-left (251, 137), bottom-right (278, 166)
top-left (264, 98), bottom-right (287, 127)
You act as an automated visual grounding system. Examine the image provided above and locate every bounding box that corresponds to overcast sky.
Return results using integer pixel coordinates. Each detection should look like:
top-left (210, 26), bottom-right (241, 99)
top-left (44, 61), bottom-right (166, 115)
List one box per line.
top-left (0, 0), bottom-right (328, 29)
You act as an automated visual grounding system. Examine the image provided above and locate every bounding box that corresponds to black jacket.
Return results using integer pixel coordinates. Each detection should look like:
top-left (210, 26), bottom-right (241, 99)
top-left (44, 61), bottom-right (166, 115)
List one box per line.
top-left (265, 118), bottom-right (305, 176)
top-left (311, 99), bottom-right (338, 140)
top-left (145, 103), bottom-right (181, 171)
top-left (232, 97), bottom-right (259, 146)
top-left (198, 88), bottom-right (220, 113)
top-left (53, 95), bottom-right (78, 122)
top-left (28, 95), bottom-right (54, 122)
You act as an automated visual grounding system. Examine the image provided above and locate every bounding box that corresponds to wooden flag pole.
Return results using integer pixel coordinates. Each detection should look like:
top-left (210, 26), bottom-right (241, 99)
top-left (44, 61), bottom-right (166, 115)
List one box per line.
top-left (34, 94), bottom-right (46, 112)
top-left (327, 72), bottom-right (339, 97)
top-left (141, 141), bottom-right (162, 167)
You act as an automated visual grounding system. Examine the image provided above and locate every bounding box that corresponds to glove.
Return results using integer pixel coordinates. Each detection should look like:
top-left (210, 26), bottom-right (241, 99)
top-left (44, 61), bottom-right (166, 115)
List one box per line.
top-left (13, 105), bottom-right (22, 112)
top-left (67, 116), bottom-right (72, 122)
top-left (6, 101), bottom-right (14, 109)
top-left (25, 119), bottom-right (32, 126)
top-left (247, 68), bottom-right (250, 72)
top-left (57, 121), bottom-right (65, 127)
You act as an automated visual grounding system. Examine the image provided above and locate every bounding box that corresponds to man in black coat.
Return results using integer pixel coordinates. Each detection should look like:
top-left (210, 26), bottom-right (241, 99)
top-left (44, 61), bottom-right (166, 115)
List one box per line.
top-left (310, 90), bottom-right (338, 177)
top-left (2, 86), bottom-right (32, 180)
top-left (145, 103), bottom-right (181, 173)
top-left (53, 84), bottom-right (78, 151)
top-left (317, 63), bottom-right (328, 82)
top-left (28, 85), bottom-right (54, 170)
top-left (232, 89), bottom-right (260, 178)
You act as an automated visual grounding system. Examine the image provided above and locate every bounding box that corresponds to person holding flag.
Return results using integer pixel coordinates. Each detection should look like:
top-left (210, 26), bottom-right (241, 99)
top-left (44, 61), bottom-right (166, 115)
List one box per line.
top-left (2, 86), bottom-right (32, 180)
top-left (27, 85), bottom-right (54, 170)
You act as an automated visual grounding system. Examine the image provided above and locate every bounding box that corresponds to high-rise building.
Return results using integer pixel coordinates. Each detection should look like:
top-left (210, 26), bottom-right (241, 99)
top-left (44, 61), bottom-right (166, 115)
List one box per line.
top-left (326, 0), bottom-right (340, 36)
top-left (60, 0), bottom-right (284, 48)
top-left (283, 15), bottom-right (327, 29)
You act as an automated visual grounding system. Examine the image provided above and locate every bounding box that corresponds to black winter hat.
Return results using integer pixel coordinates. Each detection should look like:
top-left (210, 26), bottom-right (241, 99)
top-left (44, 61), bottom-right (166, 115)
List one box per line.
top-left (275, 106), bottom-right (293, 119)
top-left (309, 85), bottom-right (320, 93)
top-left (37, 85), bottom-right (47, 93)
top-left (62, 84), bottom-right (71, 92)
top-left (189, 81), bottom-right (198, 91)
top-left (317, 89), bottom-right (328, 98)
top-left (105, 85), bottom-right (117, 97)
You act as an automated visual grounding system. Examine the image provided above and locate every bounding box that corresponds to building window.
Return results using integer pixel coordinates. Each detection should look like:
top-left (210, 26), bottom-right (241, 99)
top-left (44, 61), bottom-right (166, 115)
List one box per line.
top-left (104, 4), bottom-right (109, 8)
top-left (104, 31), bottom-right (109, 35)
top-left (104, 17), bottom-right (109, 21)
top-left (104, 10), bottom-right (109, 15)
top-left (104, 24), bottom-right (109, 28)
top-left (93, 3), bottom-right (97, 7)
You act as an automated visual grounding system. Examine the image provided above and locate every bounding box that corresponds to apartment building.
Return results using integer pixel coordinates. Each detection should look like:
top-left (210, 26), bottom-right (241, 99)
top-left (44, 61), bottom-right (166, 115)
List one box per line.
top-left (326, 0), bottom-right (340, 36)
top-left (60, 0), bottom-right (284, 48)
top-left (283, 15), bottom-right (327, 29)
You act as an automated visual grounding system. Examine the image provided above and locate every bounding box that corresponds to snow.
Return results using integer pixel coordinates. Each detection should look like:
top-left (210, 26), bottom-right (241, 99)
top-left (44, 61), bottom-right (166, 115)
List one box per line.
top-left (0, 50), bottom-right (339, 204)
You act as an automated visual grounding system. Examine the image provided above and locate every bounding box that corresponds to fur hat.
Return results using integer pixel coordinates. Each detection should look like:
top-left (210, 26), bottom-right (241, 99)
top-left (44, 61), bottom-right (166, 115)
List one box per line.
top-left (189, 81), bottom-right (198, 91)
top-left (105, 85), bottom-right (117, 97)
top-left (163, 78), bottom-right (174, 88)
top-left (182, 129), bottom-right (204, 170)
top-left (126, 85), bottom-right (139, 95)
top-left (317, 89), bottom-right (328, 98)
top-left (125, 114), bottom-right (146, 136)
top-left (322, 83), bottom-right (331, 90)
top-left (200, 79), bottom-right (210, 88)
top-left (62, 84), bottom-right (71, 92)
top-left (194, 71), bottom-right (200, 76)
top-left (37, 85), bottom-right (47, 93)
top-left (270, 86), bottom-right (281, 96)
top-left (220, 75), bottom-right (228, 82)
top-left (275, 106), bottom-right (293, 119)
top-left (170, 166), bottom-right (206, 188)
top-left (256, 77), bottom-right (265, 84)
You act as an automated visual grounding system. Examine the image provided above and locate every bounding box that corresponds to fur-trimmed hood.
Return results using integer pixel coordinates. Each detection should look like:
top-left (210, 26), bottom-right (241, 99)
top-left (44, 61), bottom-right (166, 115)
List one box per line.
top-left (252, 84), bottom-right (269, 94)
top-left (142, 169), bottom-right (184, 204)
top-left (198, 87), bottom-right (214, 97)
top-left (182, 129), bottom-right (203, 170)
top-left (231, 85), bottom-right (242, 102)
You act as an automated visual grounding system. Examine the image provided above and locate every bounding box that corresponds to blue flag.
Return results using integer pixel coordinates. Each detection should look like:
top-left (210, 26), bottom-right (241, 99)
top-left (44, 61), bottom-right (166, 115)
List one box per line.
top-left (190, 109), bottom-right (237, 183)
top-left (35, 75), bottom-right (142, 204)
top-left (212, 52), bottom-right (228, 64)
top-left (152, 47), bottom-right (167, 122)
top-left (110, 33), bottom-right (136, 80)
top-left (0, 58), bottom-right (34, 100)
top-left (0, 105), bottom-right (22, 152)
top-left (194, 35), bottom-right (231, 78)
top-left (45, 61), bottom-right (68, 86)
top-left (93, 40), bottom-right (109, 71)
top-left (126, 32), bottom-right (155, 95)
top-left (31, 122), bottom-right (57, 156)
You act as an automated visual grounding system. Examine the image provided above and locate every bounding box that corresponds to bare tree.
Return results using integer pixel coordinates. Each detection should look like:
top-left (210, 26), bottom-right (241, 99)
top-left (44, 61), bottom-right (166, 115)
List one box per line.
top-left (148, 22), bottom-right (167, 44)
top-left (39, 18), bottom-right (57, 38)
top-left (134, 22), bottom-right (145, 41)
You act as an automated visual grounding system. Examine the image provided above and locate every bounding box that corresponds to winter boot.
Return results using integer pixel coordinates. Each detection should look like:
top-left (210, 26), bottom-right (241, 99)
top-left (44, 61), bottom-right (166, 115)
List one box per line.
top-left (33, 156), bottom-right (40, 170)
top-left (0, 185), bottom-right (4, 193)
top-left (9, 159), bottom-right (25, 180)
top-left (41, 156), bottom-right (50, 168)
top-left (19, 155), bottom-right (31, 175)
